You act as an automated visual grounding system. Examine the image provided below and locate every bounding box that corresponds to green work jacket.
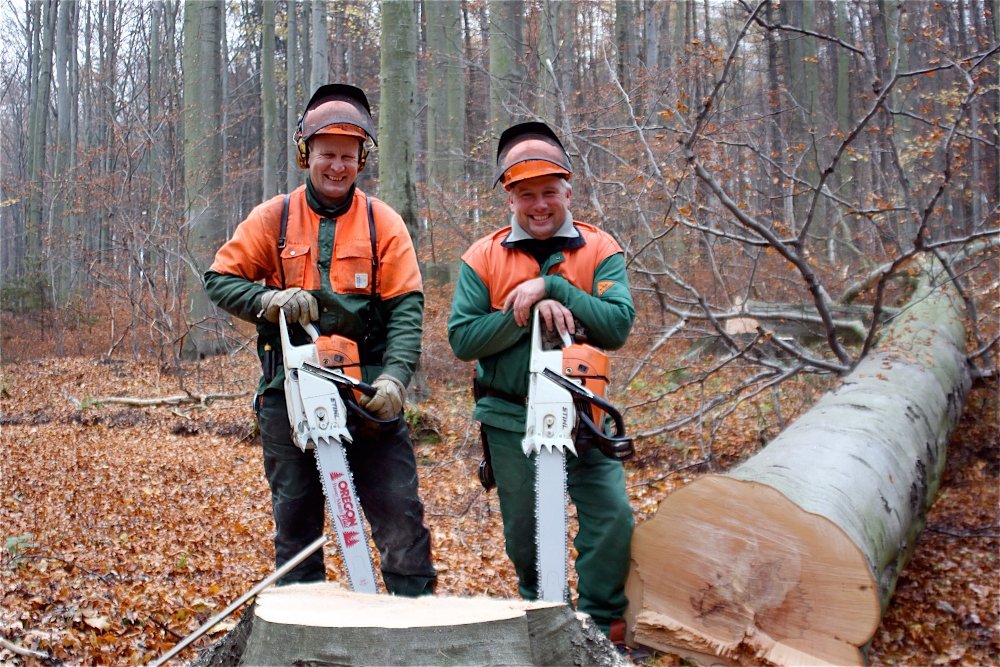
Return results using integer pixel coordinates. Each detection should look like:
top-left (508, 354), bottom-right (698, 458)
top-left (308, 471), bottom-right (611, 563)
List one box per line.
top-left (448, 228), bottom-right (634, 432)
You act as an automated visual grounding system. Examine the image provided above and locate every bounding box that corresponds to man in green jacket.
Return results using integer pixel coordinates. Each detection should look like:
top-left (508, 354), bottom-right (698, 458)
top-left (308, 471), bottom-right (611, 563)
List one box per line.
top-left (204, 84), bottom-right (435, 595)
top-left (448, 121), bottom-right (635, 640)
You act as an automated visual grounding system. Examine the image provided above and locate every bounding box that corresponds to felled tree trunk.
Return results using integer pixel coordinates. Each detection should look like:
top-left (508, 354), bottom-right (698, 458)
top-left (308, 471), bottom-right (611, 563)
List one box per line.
top-left (225, 583), bottom-right (627, 666)
top-left (625, 265), bottom-right (971, 666)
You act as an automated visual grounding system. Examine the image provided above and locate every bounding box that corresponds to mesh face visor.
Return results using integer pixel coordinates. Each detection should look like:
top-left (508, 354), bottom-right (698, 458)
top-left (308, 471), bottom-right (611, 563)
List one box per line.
top-left (298, 84), bottom-right (378, 145)
top-left (493, 123), bottom-right (572, 189)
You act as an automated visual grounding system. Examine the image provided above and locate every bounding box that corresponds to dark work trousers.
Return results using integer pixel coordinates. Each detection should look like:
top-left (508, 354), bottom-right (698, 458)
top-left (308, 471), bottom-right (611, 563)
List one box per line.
top-left (255, 389), bottom-right (437, 595)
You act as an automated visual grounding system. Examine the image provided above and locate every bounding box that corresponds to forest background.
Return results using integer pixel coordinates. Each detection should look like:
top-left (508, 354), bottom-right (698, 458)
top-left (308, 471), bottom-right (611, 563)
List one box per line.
top-left (0, 0), bottom-right (997, 665)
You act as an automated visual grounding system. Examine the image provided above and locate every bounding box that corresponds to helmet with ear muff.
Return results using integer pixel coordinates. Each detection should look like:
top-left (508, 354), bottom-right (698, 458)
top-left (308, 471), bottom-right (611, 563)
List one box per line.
top-left (294, 83), bottom-right (378, 170)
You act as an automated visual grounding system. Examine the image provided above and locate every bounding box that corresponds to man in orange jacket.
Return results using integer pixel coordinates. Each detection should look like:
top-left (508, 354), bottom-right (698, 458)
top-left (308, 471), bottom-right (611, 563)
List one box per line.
top-left (448, 122), bottom-right (636, 639)
top-left (204, 84), bottom-right (436, 594)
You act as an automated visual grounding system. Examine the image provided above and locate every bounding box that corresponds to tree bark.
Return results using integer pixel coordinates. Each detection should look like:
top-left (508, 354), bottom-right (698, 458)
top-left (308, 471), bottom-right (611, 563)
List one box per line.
top-left (378, 0), bottom-right (419, 238)
top-left (625, 261), bottom-right (971, 666)
top-left (217, 583), bottom-right (628, 667)
top-left (285, 0), bottom-right (300, 193)
top-left (261, 0), bottom-right (277, 199)
top-left (181, 0), bottom-right (227, 358)
top-left (487, 0), bottom-right (525, 130)
top-left (309, 0), bottom-right (329, 92)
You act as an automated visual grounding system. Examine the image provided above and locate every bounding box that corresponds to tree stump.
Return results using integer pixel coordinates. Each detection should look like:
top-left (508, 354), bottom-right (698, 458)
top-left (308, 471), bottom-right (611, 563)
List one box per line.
top-left (230, 583), bottom-right (627, 666)
top-left (625, 262), bottom-right (971, 665)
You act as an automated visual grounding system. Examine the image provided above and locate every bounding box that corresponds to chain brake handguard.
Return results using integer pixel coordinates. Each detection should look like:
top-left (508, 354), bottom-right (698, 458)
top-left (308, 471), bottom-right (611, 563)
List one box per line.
top-left (541, 370), bottom-right (634, 461)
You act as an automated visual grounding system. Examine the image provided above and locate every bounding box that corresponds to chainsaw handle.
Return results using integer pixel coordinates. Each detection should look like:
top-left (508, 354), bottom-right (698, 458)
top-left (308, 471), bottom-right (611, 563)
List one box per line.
top-left (345, 399), bottom-right (399, 427)
top-left (353, 379), bottom-right (378, 398)
top-left (303, 322), bottom-right (321, 341)
top-left (575, 404), bottom-right (634, 461)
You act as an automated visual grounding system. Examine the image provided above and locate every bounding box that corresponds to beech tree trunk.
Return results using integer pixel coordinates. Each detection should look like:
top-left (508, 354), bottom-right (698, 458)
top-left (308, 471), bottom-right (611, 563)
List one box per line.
top-left (625, 263), bottom-right (971, 666)
top-left (210, 583), bottom-right (627, 667)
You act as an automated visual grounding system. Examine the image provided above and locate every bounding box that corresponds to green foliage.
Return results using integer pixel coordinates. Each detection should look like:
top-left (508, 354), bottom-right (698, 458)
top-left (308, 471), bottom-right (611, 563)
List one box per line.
top-left (405, 405), bottom-right (443, 446)
top-left (0, 274), bottom-right (51, 313)
top-left (3, 533), bottom-right (36, 569)
top-left (632, 367), bottom-right (690, 394)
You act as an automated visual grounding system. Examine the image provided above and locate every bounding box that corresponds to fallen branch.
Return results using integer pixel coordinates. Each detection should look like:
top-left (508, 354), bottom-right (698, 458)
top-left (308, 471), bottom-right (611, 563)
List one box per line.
top-left (0, 635), bottom-right (60, 664)
top-left (927, 524), bottom-right (1000, 539)
top-left (65, 391), bottom-right (249, 409)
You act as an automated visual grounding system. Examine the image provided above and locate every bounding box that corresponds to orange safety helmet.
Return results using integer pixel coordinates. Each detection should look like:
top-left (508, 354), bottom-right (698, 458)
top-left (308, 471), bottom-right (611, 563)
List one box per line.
top-left (493, 121), bottom-right (572, 190)
top-left (294, 83), bottom-right (377, 169)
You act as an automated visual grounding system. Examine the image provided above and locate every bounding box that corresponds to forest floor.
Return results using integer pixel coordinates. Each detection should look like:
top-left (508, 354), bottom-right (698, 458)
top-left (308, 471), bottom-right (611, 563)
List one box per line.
top-left (0, 344), bottom-right (997, 665)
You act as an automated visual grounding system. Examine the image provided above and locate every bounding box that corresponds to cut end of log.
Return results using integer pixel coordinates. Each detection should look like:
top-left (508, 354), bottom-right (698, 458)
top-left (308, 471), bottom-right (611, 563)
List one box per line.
top-left (626, 475), bottom-right (877, 666)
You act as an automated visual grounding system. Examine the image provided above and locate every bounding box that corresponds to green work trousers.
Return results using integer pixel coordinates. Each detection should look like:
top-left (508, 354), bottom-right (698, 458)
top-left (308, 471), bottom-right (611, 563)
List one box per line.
top-left (483, 423), bottom-right (634, 633)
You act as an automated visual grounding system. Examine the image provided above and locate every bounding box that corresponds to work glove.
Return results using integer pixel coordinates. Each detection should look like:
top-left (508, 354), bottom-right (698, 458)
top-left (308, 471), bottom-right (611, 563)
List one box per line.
top-left (360, 374), bottom-right (406, 420)
top-left (259, 288), bottom-right (319, 327)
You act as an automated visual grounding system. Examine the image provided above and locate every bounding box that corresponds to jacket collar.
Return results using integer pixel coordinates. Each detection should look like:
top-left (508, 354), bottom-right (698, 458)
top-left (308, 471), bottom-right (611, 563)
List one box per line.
top-left (504, 211), bottom-right (578, 243)
top-left (305, 177), bottom-right (357, 219)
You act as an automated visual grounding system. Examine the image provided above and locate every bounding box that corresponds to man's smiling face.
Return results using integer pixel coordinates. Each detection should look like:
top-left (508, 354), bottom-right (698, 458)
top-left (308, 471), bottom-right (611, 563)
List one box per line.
top-left (508, 175), bottom-right (572, 240)
top-left (307, 133), bottom-right (361, 207)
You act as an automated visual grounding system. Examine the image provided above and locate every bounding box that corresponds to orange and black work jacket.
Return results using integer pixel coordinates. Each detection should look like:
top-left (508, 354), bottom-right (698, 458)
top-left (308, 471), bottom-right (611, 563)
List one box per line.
top-left (204, 183), bottom-right (423, 394)
top-left (447, 221), bottom-right (634, 433)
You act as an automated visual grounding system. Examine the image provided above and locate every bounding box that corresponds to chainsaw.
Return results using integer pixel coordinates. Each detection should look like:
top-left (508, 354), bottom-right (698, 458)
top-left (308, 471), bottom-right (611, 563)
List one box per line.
top-left (279, 311), bottom-right (397, 594)
top-left (522, 309), bottom-right (634, 602)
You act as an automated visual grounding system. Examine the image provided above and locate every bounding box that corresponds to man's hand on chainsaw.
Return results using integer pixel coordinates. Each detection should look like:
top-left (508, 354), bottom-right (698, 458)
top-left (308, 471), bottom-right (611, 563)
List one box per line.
top-left (360, 374), bottom-right (406, 419)
top-left (259, 287), bottom-right (319, 326)
top-left (501, 279), bottom-right (577, 336)
top-left (535, 299), bottom-right (575, 337)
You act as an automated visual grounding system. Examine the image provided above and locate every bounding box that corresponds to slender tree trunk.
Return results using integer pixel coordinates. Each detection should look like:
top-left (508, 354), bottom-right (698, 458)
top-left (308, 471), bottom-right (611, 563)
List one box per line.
top-left (642, 0), bottom-right (660, 107)
top-left (330, 1), bottom-right (347, 80)
top-left (28, 0), bottom-right (56, 303)
top-left (53, 0), bottom-right (74, 306)
top-left (488, 0), bottom-right (525, 130)
top-left (378, 0), bottom-right (419, 238)
top-left (615, 0), bottom-right (635, 95)
top-left (262, 0), bottom-right (277, 198)
top-left (182, 0), bottom-right (227, 358)
top-left (309, 0), bottom-right (329, 91)
top-left (286, 0), bottom-right (300, 192)
top-left (536, 0), bottom-right (566, 120)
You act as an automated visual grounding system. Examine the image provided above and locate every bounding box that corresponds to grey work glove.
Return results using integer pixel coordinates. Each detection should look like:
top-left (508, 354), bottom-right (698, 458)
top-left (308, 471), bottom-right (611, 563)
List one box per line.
top-left (259, 288), bottom-right (319, 327)
top-left (359, 374), bottom-right (406, 420)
